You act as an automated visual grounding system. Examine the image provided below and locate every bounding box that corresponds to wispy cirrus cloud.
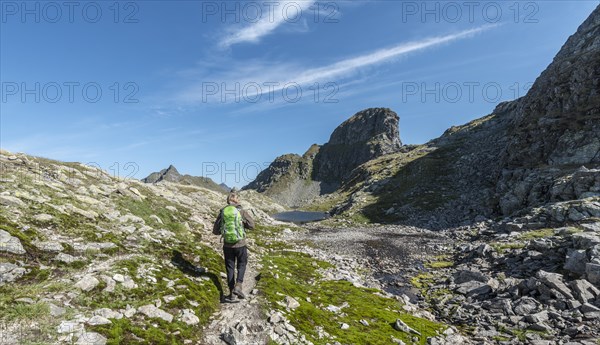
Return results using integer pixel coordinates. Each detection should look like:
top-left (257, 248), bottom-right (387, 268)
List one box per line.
top-left (219, 0), bottom-right (316, 48)
top-left (179, 24), bottom-right (498, 104)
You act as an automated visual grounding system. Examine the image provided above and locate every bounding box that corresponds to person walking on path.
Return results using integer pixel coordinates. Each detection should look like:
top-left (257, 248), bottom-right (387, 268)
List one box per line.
top-left (213, 190), bottom-right (255, 301)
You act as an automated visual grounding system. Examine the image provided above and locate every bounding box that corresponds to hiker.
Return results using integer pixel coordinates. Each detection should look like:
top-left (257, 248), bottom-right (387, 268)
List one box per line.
top-left (213, 190), bottom-right (255, 301)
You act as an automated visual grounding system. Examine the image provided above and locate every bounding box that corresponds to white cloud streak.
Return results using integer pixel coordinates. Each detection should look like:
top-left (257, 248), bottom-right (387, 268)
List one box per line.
top-left (180, 25), bottom-right (497, 104)
top-left (220, 0), bottom-right (316, 48)
top-left (284, 25), bottom-right (495, 87)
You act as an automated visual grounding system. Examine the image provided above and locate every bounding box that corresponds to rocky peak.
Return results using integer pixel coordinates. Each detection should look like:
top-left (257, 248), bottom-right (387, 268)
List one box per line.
top-left (244, 107), bottom-right (403, 206)
top-left (141, 165), bottom-right (227, 193)
top-left (328, 107), bottom-right (402, 149)
top-left (312, 108), bottom-right (402, 183)
top-left (142, 165), bottom-right (182, 183)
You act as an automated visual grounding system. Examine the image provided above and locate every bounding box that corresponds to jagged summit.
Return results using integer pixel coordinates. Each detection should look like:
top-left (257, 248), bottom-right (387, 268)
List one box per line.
top-left (142, 165), bottom-right (228, 193)
top-left (142, 165), bottom-right (182, 184)
top-left (244, 107), bottom-right (402, 207)
top-left (313, 108), bottom-right (402, 183)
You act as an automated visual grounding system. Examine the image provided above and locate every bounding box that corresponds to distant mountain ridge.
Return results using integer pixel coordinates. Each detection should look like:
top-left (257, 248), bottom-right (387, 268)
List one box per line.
top-left (142, 165), bottom-right (228, 193)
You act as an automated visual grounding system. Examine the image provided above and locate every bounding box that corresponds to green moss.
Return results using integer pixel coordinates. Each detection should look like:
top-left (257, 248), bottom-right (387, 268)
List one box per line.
top-left (493, 335), bottom-right (511, 341)
top-left (3, 301), bottom-right (50, 322)
top-left (426, 261), bottom-right (454, 269)
top-left (361, 145), bottom-right (460, 223)
top-left (349, 212), bottom-right (372, 224)
top-left (259, 251), bottom-right (445, 345)
top-left (563, 226), bottom-right (583, 235)
top-left (92, 317), bottom-right (200, 345)
top-left (518, 228), bottom-right (555, 240)
top-left (114, 194), bottom-right (190, 234)
top-left (84, 246), bottom-right (224, 342)
top-left (252, 224), bottom-right (295, 251)
top-left (490, 242), bottom-right (526, 253)
top-left (302, 193), bottom-right (348, 213)
top-left (410, 273), bottom-right (434, 290)
top-left (0, 214), bottom-right (36, 250)
top-left (21, 267), bottom-right (51, 283)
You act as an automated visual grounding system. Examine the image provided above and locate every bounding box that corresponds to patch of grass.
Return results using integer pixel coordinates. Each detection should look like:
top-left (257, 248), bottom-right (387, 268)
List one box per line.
top-left (20, 267), bottom-right (51, 284)
top-left (493, 335), bottom-right (511, 341)
top-left (410, 273), bottom-right (435, 290)
top-left (490, 242), bottom-right (526, 253)
top-left (562, 226), bottom-right (583, 235)
top-left (259, 251), bottom-right (445, 345)
top-left (426, 261), bottom-right (454, 269)
top-left (361, 145), bottom-right (459, 223)
top-left (3, 302), bottom-right (50, 322)
top-left (0, 214), bottom-right (37, 251)
top-left (349, 212), bottom-right (372, 224)
top-left (302, 193), bottom-right (348, 213)
top-left (252, 224), bottom-right (294, 251)
top-left (92, 316), bottom-right (198, 345)
top-left (83, 245), bottom-right (224, 342)
top-left (518, 228), bottom-right (554, 241)
top-left (114, 194), bottom-right (190, 235)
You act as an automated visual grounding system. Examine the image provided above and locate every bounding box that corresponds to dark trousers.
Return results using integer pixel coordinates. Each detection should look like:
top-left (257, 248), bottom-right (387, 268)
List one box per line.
top-left (223, 246), bottom-right (248, 292)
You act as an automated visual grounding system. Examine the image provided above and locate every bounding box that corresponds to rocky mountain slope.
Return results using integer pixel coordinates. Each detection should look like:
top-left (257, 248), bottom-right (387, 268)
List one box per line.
top-left (244, 108), bottom-right (402, 207)
top-left (142, 165), bottom-right (228, 193)
top-left (303, 5), bottom-right (600, 230)
top-left (0, 150), bottom-right (285, 344)
top-left (0, 150), bottom-right (450, 345)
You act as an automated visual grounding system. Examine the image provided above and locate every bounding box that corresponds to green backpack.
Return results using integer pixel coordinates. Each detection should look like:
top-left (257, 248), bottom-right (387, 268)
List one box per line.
top-left (220, 205), bottom-right (245, 244)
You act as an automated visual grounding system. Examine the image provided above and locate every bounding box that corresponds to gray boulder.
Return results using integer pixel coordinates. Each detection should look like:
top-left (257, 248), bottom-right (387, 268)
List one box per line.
top-left (570, 279), bottom-right (600, 303)
top-left (138, 304), bottom-right (173, 322)
top-left (564, 249), bottom-right (588, 275)
top-left (585, 263), bottom-right (600, 285)
top-left (0, 230), bottom-right (26, 255)
top-left (393, 319), bottom-right (421, 336)
top-left (536, 271), bottom-right (574, 299)
top-left (74, 275), bottom-right (100, 292)
top-left (0, 263), bottom-right (26, 284)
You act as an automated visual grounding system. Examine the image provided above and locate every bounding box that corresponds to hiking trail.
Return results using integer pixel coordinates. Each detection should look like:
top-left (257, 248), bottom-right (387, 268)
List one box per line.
top-left (201, 248), bottom-right (269, 345)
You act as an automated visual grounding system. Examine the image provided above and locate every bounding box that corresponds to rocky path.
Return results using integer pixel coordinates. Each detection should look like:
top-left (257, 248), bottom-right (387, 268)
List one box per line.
top-left (198, 224), bottom-right (453, 344)
top-left (296, 224), bottom-right (451, 296)
top-left (201, 249), bottom-right (270, 345)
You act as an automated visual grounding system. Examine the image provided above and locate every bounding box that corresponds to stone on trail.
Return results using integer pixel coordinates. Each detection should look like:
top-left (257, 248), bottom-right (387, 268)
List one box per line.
top-left (33, 240), bottom-right (64, 252)
top-left (54, 253), bottom-right (78, 263)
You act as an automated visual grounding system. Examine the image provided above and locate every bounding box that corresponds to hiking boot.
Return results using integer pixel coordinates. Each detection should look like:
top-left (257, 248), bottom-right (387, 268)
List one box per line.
top-left (223, 293), bottom-right (238, 303)
top-left (233, 282), bottom-right (245, 299)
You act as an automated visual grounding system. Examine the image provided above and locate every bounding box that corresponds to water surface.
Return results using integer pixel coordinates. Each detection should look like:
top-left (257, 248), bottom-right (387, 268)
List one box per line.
top-left (272, 211), bottom-right (329, 223)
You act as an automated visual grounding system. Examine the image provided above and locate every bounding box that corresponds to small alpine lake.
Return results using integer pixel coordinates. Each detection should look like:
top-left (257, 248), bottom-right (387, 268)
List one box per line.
top-left (272, 210), bottom-right (330, 224)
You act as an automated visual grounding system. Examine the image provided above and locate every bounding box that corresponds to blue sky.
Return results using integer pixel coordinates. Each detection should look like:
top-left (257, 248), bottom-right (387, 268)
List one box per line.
top-left (1, 1), bottom-right (598, 187)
